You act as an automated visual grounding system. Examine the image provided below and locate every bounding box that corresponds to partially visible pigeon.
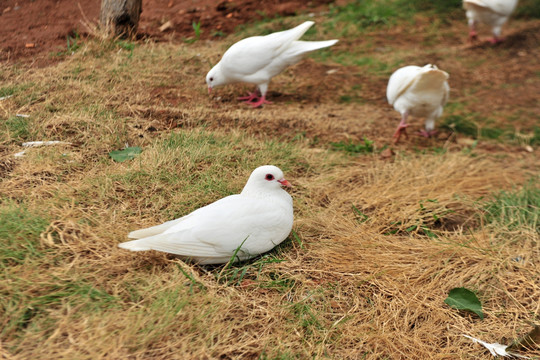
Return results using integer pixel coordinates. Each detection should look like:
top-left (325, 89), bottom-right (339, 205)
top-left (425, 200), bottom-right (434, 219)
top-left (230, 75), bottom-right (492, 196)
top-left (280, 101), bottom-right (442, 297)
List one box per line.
top-left (206, 21), bottom-right (338, 108)
top-left (463, 0), bottom-right (518, 43)
top-left (386, 64), bottom-right (450, 144)
top-left (118, 165), bottom-right (294, 264)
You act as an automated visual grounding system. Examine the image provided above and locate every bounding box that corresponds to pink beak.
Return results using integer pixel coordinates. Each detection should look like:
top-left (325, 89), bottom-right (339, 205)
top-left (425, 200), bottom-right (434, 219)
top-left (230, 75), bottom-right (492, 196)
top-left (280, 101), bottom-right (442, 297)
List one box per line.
top-left (208, 87), bottom-right (212, 94)
top-left (278, 178), bottom-right (292, 187)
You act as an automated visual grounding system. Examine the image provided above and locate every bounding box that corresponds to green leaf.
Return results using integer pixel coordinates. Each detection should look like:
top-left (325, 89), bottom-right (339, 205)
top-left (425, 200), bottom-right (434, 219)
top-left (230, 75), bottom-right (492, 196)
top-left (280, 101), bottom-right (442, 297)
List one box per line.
top-left (444, 287), bottom-right (484, 319)
top-left (109, 147), bottom-right (142, 162)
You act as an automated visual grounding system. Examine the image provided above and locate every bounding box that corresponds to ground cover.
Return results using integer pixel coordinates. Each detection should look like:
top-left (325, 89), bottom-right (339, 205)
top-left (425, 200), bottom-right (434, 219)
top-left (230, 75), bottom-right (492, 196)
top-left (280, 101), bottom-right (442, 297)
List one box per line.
top-left (1, 1), bottom-right (539, 358)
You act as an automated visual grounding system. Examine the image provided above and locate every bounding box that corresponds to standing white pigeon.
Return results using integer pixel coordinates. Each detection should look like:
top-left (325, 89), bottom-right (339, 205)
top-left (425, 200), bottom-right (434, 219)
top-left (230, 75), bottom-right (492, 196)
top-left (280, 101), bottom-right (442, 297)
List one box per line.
top-left (463, 0), bottom-right (519, 43)
top-left (386, 64), bottom-right (450, 144)
top-left (206, 21), bottom-right (338, 108)
top-left (118, 165), bottom-right (294, 264)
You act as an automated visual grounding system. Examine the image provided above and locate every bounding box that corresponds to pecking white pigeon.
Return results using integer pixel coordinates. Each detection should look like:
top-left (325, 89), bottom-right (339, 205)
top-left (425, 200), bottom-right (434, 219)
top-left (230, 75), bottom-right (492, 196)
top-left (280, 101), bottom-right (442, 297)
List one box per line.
top-left (206, 21), bottom-right (338, 108)
top-left (386, 64), bottom-right (450, 144)
top-left (463, 0), bottom-right (519, 44)
top-left (118, 165), bottom-right (294, 264)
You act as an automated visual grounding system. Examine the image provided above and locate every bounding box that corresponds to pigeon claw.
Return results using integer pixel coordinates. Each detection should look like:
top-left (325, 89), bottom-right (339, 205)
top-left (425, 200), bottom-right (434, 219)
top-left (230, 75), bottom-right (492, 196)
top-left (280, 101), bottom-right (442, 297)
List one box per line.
top-left (418, 129), bottom-right (438, 138)
top-left (238, 91), bottom-right (259, 103)
top-left (249, 96), bottom-right (272, 108)
top-left (392, 124), bottom-right (409, 144)
top-left (487, 36), bottom-right (504, 44)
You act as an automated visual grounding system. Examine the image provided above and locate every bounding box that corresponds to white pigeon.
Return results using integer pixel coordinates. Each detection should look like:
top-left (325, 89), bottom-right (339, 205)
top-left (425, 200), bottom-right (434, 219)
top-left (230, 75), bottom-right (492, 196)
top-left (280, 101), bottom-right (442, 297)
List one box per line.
top-left (463, 0), bottom-right (518, 43)
top-left (386, 64), bottom-right (450, 144)
top-left (206, 21), bottom-right (338, 108)
top-left (118, 165), bottom-right (294, 264)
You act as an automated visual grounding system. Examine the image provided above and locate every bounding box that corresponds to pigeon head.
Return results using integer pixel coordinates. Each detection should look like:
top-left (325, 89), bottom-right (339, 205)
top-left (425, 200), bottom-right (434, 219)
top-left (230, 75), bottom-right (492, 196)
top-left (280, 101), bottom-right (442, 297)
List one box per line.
top-left (242, 165), bottom-right (291, 195)
top-left (206, 64), bottom-right (225, 94)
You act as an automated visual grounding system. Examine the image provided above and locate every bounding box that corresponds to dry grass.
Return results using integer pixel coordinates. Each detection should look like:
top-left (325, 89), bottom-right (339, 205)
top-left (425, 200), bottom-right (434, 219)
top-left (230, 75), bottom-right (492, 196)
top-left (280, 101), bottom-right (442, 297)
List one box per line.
top-left (1, 4), bottom-right (539, 359)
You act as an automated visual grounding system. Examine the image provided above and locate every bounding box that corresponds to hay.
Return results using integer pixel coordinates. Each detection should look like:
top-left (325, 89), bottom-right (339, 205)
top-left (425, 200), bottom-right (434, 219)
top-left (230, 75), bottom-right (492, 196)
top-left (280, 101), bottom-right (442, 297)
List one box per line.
top-left (0, 11), bottom-right (539, 360)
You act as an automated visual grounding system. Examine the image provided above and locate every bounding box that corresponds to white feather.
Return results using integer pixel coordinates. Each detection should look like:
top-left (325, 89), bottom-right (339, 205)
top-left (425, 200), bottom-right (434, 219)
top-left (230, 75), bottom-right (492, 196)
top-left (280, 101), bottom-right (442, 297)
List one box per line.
top-left (206, 21), bottom-right (338, 98)
top-left (387, 64), bottom-right (450, 132)
top-left (463, 0), bottom-right (518, 38)
top-left (119, 165), bottom-right (294, 265)
top-left (462, 335), bottom-right (530, 358)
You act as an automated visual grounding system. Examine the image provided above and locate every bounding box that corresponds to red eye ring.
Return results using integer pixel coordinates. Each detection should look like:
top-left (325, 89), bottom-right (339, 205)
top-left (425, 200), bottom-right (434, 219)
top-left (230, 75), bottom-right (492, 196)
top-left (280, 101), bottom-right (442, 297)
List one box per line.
top-left (265, 174), bottom-right (274, 181)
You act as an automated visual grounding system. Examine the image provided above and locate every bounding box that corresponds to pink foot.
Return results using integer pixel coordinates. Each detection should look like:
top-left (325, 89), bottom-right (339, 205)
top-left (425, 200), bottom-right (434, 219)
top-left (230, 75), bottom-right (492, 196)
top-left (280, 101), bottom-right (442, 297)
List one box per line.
top-left (488, 36), bottom-right (504, 44)
top-left (418, 129), bottom-right (438, 138)
top-left (468, 31), bottom-right (478, 42)
top-left (392, 124), bottom-right (409, 144)
top-left (238, 91), bottom-right (260, 103)
top-left (249, 95), bottom-right (272, 108)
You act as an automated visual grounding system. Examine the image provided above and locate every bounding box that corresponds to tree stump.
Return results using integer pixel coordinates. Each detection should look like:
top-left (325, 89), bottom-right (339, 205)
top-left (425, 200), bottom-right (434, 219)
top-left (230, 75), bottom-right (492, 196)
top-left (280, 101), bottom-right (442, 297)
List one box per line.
top-left (100, 0), bottom-right (142, 39)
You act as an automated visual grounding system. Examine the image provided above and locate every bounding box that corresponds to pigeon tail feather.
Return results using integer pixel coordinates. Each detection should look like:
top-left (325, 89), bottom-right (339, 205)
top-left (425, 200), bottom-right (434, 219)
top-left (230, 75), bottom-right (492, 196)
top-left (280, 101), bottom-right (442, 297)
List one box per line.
top-left (279, 39), bottom-right (338, 65)
top-left (286, 21), bottom-right (315, 42)
top-left (128, 217), bottom-right (186, 239)
top-left (287, 39), bottom-right (338, 55)
top-left (118, 239), bottom-right (152, 251)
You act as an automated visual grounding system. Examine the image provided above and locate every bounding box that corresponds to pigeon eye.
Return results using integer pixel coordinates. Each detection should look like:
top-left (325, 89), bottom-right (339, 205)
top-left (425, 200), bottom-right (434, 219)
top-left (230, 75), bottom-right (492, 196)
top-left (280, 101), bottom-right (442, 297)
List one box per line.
top-left (265, 174), bottom-right (274, 181)
top-left (209, 77), bottom-right (214, 81)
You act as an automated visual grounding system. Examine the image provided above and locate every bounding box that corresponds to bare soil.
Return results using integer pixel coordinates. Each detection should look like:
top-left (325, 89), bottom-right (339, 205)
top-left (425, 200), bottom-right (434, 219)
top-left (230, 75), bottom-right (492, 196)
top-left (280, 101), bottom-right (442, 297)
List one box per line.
top-left (0, 0), bottom-right (334, 65)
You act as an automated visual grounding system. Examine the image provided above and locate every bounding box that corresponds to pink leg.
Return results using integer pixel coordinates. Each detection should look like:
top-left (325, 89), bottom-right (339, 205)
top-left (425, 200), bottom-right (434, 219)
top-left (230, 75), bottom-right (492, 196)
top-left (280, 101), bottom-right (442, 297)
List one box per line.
top-left (468, 21), bottom-right (477, 43)
top-left (468, 30), bottom-right (478, 42)
top-left (392, 112), bottom-right (409, 144)
top-left (418, 129), bottom-right (438, 138)
top-left (238, 91), bottom-right (260, 103)
top-left (248, 95), bottom-right (272, 108)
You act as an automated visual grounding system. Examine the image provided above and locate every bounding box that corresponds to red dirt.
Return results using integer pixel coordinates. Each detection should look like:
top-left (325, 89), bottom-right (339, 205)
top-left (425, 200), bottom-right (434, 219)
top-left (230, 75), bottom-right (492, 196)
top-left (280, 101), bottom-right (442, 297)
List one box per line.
top-left (0, 0), bottom-right (334, 65)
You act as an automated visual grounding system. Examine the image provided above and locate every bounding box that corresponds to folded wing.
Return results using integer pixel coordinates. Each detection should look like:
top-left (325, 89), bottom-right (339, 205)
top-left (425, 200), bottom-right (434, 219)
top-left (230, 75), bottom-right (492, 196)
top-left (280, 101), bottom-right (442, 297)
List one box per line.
top-left (119, 195), bottom-right (293, 262)
top-left (220, 21), bottom-right (317, 77)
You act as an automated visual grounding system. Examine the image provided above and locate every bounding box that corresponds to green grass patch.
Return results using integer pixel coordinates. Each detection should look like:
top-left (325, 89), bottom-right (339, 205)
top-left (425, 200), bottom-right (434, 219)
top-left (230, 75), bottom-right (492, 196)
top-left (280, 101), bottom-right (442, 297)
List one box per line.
top-left (515, 0), bottom-right (540, 18)
top-left (2, 278), bottom-right (118, 339)
top-left (2, 116), bottom-right (32, 141)
top-left (532, 127), bottom-right (540, 145)
top-left (0, 203), bottom-right (49, 267)
top-left (441, 115), bottom-right (513, 141)
top-left (331, 137), bottom-right (374, 154)
top-left (482, 181), bottom-right (540, 232)
top-left (0, 85), bottom-right (20, 98)
top-left (82, 129), bottom-right (309, 221)
top-left (396, 0), bottom-right (462, 15)
top-left (325, 0), bottom-right (461, 36)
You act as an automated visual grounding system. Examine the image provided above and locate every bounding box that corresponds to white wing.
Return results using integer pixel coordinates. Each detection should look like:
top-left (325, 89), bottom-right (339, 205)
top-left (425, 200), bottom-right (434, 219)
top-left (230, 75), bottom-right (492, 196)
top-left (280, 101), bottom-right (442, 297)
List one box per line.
top-left (386, 66), bottom-right (422, 105)
top-left (119, 195), bottom-right (293, 260)
top-left (128, 216), bottom-right (189, 239)
top-left (220, 21), bottom-right (315, 77)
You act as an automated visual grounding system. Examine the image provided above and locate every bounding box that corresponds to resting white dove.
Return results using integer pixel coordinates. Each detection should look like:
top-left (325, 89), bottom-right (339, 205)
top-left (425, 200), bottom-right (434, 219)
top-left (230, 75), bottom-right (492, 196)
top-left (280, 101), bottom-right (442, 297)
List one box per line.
top-left (118, 165), bottom-right (293, 264)
top-left (206, 21), bottom-right (338, 108)
top-left (463, 0), bottom-right (518, 43)
top-left (386, 64), bottom-right (450, 144)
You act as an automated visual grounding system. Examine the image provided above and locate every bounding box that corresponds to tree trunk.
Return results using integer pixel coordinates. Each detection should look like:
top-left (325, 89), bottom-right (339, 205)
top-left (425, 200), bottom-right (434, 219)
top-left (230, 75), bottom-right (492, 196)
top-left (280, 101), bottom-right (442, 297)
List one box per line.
top-left (100, 0), bottom-right (142, 39)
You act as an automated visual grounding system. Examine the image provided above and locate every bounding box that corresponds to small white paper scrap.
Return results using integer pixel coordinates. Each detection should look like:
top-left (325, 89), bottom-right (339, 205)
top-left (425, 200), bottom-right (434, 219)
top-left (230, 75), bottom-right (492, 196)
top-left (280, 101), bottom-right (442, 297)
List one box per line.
top-left (22, 141), bottom-right (70, 148)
